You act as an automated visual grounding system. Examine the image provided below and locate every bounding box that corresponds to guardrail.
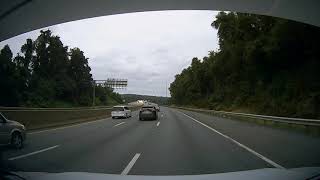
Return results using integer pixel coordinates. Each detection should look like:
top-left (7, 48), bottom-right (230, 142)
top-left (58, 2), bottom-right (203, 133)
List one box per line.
top-left (215, 111), bottom-right (320, 126)
top-left (173, 106), bottom-right (320, 127)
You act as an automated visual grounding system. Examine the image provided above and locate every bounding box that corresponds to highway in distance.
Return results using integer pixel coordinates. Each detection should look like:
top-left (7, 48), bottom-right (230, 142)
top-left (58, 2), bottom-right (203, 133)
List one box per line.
top-left (1, 107), bottom-right (320, 175)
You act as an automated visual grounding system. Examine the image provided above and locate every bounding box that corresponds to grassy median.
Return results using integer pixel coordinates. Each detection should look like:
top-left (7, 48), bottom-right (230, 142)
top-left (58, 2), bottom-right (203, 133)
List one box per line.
top-left (0, 106), bottom-right (140, 131)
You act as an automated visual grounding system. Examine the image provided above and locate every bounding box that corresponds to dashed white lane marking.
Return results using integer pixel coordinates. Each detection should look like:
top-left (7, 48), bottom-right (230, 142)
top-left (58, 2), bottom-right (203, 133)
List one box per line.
top-left (180, 112), bottom-right (285, 169)
top-left (121, 153), bottom-right (141, 175)
top-left (8, 145), bottom-right (60, 161)
top-left (156, 122), bottom-right (160, 126)
top-left (114, 122), bottom-right (126, 127)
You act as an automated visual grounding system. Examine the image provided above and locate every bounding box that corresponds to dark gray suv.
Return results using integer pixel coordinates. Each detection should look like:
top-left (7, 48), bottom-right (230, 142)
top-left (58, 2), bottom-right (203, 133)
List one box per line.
top-left (0, 112), bottom-right (26, 149)
top-left (139, 106), bottom-right (158, 121)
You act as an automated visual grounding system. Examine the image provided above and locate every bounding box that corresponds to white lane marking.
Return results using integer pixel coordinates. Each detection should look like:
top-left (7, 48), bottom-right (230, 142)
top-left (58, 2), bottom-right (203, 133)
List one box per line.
top-left (180, 112), bottom-right (285, 169)
top-left (156, 122), bottom-right (160, 126)
top-left (114, 122), bottom-right (126, 127)
top-left (8, 145), bottom-right (60, 161)
top-left (121, 153), bottom-right (141, 175)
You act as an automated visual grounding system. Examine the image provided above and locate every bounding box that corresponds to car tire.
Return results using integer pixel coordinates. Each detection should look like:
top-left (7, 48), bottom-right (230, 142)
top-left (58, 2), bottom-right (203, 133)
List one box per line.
top-left (11, 132), bottom-right (23, 149)
top-left (153, 112), bottom-right (157, 120)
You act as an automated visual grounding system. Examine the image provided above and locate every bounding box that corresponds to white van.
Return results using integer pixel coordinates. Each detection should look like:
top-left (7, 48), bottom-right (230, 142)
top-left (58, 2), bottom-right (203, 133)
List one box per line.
top-left (111, 106), bottom-right (132, 119)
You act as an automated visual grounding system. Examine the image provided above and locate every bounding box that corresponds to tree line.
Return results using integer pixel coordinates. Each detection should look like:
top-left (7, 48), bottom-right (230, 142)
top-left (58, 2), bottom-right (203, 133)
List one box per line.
top-left (169, 12), bottom-right (320, 118)
top-left (0, 30), bottom-right (122, 107)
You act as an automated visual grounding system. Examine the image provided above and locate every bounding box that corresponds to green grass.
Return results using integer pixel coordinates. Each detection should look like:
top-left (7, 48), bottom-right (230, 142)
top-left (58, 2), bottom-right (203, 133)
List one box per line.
top-left (1, 108), bottom-right (112, 131)
top-left (1, 104), bottom-right (142, 131)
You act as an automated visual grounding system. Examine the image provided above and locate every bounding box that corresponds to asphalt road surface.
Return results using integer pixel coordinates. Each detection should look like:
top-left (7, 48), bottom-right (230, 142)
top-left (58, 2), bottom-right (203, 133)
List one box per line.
top-left (1, 107), bottom-right (320, 175)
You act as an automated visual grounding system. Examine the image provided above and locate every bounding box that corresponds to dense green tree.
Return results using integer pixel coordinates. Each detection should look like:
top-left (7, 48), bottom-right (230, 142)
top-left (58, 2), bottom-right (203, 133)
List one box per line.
top-left (20, 39), bottom-right (34, 76)
top-left (0, 45), bottom-right (19, 106)
top-left (69, 48), bottom-right (93, 105)
top-left (0, 30), bottom-right (122, 107)
top-left (170, 12), bottom-right (320, 118)
top-left (94, 85), bottom-right (122, 106)
top-left (48, 35), bottom-right (72, 101)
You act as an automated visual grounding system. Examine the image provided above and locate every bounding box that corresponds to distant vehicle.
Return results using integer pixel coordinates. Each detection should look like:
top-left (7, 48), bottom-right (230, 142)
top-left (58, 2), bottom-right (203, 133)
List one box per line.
top-left (0, 112), bottom-right (26, 149)
top-left (111, 106), bottom-right (132, 119)
top-left (139, 105), bottom-right (158, 121)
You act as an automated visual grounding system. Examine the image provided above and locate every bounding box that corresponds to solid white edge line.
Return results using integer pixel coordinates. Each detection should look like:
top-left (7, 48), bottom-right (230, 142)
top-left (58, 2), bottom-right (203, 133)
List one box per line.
top-left (114, 122), bottom-right (126, 127)
top-left (156, 122), bottom-right (160, 126)
top-left (8, 145), bottom-right (60, 161)
top-left (180, 112), bottom-right (285, 169)
top-left (121, 153), bottom-right (141, 175)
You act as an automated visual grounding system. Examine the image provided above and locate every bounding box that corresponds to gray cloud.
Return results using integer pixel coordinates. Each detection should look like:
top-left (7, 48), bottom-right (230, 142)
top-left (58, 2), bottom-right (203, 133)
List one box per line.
top-left (0, 10), bottom-right (219, 96)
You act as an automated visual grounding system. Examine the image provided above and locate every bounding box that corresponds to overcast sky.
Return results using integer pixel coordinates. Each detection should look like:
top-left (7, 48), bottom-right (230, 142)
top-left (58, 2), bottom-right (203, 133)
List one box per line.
top-left (0, 10), bottom-right (219, 97)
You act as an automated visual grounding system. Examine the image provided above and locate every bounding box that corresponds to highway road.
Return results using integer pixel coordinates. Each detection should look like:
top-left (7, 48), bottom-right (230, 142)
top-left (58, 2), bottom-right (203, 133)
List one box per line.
top-left (1, 107), bottom-right (320, 175)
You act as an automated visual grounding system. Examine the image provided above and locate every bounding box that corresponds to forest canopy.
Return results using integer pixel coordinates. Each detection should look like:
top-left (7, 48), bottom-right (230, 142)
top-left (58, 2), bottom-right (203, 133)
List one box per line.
top-left (169, 12), bottom-right (320, 118)
top-left (0, 30), bottom-right (122, 107)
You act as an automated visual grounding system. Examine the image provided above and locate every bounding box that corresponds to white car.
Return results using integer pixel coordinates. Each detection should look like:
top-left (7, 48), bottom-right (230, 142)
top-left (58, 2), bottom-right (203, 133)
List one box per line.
top-left (111, 106), bottom-right (132, 119)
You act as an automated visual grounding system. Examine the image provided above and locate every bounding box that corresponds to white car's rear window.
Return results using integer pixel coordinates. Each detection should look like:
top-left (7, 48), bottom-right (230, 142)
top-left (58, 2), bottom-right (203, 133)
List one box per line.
top-left (113, 107), bottom-right (124, 111)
